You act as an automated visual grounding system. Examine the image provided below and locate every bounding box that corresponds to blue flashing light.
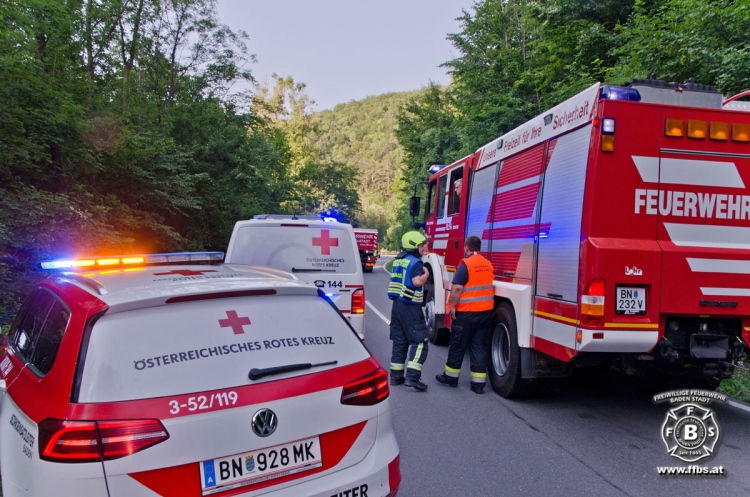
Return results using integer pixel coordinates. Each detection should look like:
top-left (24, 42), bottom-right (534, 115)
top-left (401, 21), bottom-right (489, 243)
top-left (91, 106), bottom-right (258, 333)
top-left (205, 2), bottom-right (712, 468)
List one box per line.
top-left (320, 210), bottom-right (344, 223)
top-left (429, 164), bottom-right (446, 174)
top-left (600, 86), bottom-right (641, 102)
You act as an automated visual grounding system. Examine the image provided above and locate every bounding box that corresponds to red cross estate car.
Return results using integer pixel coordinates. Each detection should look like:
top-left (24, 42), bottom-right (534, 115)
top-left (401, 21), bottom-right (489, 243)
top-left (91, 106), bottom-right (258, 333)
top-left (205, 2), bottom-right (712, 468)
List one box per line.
top-left (0, 253), bottom-right (400, 497)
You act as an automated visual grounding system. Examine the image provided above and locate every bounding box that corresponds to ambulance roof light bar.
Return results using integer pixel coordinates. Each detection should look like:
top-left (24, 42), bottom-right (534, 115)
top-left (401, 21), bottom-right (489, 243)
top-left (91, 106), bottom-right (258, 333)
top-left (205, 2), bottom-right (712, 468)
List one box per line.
top-left (41, 252), bottom-right (224, 270)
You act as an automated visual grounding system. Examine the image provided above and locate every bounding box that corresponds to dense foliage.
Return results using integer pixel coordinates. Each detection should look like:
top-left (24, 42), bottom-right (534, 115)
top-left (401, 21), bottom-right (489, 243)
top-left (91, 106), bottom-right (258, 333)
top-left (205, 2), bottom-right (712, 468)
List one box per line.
top-left (309, 91), bottom-right (422, 249)
top-left (0, 0), bottom-right (356, 322)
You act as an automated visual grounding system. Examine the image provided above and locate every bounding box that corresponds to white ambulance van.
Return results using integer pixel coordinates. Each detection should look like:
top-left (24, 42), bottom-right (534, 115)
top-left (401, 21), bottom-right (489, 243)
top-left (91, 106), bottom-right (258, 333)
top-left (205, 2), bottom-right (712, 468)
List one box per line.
top-left (226, 216), bottom-right (366, 339)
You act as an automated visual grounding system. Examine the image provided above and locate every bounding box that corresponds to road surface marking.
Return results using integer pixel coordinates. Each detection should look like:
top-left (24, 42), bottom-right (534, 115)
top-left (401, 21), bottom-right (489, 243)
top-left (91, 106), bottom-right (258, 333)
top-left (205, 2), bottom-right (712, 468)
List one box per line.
top-left (366, 301), bottom-right (390, 325)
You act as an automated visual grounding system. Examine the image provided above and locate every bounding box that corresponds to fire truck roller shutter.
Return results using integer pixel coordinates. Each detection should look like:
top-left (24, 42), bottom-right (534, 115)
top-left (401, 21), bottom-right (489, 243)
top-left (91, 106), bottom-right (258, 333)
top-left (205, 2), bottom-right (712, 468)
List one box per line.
top-left (535, 124), bottom-right (592, 303)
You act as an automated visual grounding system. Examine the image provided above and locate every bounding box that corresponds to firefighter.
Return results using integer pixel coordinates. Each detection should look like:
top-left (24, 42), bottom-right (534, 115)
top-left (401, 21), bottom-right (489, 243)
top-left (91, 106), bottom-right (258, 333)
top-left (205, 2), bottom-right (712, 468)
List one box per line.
top-left (387, 230), bottom-right (431, 391)
top-left (436, 235), bottom-right (494, 394)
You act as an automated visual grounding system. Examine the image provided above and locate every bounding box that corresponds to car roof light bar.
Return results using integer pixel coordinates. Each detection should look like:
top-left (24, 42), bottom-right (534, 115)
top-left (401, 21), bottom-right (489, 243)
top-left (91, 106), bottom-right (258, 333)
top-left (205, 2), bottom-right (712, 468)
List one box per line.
top-left (41, 252), bottom-right (224, 270)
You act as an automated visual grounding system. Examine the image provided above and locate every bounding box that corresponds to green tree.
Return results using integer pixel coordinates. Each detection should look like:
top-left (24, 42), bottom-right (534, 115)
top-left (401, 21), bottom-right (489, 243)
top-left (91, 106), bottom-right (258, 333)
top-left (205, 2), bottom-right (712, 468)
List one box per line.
top-left (0, 0), bottom-right (275, 322)
top-left (255, 74), bottom-right (361, 219)
top-left (608, 0), bottom-right (750, 94)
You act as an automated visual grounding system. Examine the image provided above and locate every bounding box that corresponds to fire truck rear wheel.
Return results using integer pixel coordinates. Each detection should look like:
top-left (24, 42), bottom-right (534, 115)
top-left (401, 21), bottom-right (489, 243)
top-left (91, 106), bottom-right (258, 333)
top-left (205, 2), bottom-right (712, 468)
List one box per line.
top-left (488, 304), bottom-right (537, 398)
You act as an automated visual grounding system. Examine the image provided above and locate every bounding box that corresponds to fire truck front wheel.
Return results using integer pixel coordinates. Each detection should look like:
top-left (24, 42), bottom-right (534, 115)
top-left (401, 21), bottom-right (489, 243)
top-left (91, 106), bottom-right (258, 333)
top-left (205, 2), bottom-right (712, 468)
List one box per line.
top-left (488, 304), bottom-right (537, 398)
top-left (424, 282), bottom-right (450, 345)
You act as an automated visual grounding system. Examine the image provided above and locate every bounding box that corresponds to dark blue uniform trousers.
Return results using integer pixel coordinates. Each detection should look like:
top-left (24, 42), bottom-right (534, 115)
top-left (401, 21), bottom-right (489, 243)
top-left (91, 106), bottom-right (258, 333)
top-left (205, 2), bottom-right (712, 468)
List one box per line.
top-left (389, 298), bottom-right (429, 382)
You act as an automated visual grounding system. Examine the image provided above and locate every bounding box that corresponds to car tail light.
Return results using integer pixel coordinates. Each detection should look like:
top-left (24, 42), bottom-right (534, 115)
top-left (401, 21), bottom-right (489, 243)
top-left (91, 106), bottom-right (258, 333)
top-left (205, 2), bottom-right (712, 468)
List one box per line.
top-left (352, 288), bottom-right (365, 315)
top-left (39, 418), bottom-right (169, 463)
top-left (341, 368), bottom-right (389, 406)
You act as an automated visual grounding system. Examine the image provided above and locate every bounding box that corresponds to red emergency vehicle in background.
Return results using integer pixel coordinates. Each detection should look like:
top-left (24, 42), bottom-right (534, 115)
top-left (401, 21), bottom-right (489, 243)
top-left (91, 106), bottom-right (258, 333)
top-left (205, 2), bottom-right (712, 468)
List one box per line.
top-left (413, 78), bottom-right (750, 398)
top-left (354, 228), bottom-right (379, 272)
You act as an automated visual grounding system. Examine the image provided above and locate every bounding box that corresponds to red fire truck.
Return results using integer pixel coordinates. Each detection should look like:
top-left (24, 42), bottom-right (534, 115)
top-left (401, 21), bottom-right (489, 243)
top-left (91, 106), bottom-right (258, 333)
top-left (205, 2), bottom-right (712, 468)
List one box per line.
top-left (413, 79), bottom-right (750, 398)
top-left (354, 228), bottom-right (379, 272)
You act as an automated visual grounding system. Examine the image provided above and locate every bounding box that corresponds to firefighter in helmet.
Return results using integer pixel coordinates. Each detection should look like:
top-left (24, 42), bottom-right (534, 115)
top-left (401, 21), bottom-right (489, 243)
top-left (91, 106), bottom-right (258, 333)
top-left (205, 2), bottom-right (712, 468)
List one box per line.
top-left (387, 230), bottom-right (431, 391)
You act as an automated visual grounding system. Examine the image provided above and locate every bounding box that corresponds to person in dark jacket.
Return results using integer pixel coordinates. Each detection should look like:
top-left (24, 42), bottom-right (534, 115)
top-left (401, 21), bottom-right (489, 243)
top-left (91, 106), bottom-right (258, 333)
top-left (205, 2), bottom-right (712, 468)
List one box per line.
top-left (387, 231), bottom-right (431, 391)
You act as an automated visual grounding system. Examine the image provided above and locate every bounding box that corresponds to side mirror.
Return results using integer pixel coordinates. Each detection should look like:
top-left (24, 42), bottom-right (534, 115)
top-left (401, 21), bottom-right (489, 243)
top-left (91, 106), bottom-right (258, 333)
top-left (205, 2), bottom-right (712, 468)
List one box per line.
top-left (409, 196), bottom-right (421, 217)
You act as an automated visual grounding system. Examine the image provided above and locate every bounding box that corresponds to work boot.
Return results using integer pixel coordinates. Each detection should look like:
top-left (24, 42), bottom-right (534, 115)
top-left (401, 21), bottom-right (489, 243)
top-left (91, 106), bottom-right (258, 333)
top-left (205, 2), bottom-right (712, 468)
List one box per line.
top-left (390, 373), bottom-right (405, 386)
top-left (470, 383), bottom-right (485, 395)
top-left (435, 373), bottom-right (458, 387)
top-left (404, 379), bottom-right (428, 391)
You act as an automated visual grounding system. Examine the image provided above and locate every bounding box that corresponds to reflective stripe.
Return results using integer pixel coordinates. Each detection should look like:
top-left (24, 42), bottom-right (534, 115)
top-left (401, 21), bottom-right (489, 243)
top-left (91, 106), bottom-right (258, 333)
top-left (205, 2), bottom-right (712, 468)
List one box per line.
top-left (466, 285), bottom-right (494, 291)
top-left (390, 363), bottom-right (404, 371)
top-left (407, 342), bottom-right (426, 371)
top-left (470, 371), bottom-right (487, 379)
top-left (444, 366), bottom-right (460, 377)
top-left (387, 254), bottom-right (424, 304)
top-left (458, 295), bottom-right (494, 303)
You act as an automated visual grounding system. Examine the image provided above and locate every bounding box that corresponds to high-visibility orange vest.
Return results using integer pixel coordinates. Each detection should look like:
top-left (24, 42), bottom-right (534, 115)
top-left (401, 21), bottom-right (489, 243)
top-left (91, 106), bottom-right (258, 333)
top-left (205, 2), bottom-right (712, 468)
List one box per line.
top-left (455, 254), bottom-right (494, 312)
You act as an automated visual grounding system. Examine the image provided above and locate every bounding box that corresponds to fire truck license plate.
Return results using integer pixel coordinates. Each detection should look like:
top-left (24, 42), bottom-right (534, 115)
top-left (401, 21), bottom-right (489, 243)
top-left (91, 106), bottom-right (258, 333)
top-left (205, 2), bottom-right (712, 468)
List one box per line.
top-left (200, 436), bottom-right (322, 495)
top-left (616, 287), bottom-right (646, 315)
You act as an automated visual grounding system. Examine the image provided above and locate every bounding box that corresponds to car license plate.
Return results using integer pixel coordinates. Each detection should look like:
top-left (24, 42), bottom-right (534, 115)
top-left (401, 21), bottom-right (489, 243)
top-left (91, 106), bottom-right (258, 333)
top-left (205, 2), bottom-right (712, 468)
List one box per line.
top-left (615, 287), bottom-right (646, 315)
top-left (199, 436), bottom-right (322, 495)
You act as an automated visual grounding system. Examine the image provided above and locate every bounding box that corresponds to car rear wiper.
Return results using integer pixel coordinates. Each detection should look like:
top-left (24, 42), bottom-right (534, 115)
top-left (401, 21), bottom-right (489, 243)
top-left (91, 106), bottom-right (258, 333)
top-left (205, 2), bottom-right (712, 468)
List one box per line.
top-left (248, 361), bottom-right (338, 380)
top-left (291, 268), bottom-right (336, 272)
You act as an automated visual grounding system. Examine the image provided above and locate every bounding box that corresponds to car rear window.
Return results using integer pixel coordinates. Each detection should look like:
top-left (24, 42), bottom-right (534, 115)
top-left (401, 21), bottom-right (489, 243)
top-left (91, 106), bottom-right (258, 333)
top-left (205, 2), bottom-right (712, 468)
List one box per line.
top-left (229, 226), bottom-right (358, 274)
top-left (7, 288), bottom-right (70, 376)
top-left (76, 294), bottom-right (369, 402)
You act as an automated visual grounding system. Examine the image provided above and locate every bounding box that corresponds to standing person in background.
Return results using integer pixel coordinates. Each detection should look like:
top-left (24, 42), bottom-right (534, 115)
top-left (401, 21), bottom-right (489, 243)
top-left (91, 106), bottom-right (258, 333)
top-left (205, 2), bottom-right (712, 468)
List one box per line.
top-left (387, 231), bottom-right (431, 391)
top-left (436, 236), bottom-right (494, 394)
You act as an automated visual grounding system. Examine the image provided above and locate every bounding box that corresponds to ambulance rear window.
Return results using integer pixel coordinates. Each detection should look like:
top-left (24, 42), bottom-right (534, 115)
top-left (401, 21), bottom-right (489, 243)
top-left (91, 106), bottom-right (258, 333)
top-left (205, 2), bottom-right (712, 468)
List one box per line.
top-left (76, 294), bottom-right (369, 402)
top-left (229, 226), bottom-right (357, 274)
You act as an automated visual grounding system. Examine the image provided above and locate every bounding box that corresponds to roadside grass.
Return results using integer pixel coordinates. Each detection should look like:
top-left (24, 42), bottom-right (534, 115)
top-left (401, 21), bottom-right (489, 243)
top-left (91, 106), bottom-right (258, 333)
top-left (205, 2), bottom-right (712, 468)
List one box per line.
top-left (718, 361), bottom-right (750, 403)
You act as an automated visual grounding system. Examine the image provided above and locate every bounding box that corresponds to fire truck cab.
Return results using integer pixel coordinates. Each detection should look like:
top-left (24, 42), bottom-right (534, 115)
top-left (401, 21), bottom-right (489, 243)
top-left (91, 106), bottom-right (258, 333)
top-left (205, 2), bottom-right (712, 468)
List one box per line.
top-left (416, 79), bottom-right (750, 398)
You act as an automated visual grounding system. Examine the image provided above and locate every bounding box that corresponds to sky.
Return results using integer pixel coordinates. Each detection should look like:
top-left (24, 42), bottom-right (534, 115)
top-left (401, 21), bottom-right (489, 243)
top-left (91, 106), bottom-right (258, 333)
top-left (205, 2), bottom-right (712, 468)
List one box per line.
top-left (216, 0), bottom-right (477, 111)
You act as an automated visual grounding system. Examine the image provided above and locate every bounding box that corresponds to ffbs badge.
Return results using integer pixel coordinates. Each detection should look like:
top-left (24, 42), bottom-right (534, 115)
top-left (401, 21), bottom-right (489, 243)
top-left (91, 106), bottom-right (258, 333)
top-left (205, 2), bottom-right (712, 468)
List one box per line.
top-left (661, 403), bottom-right (720, 463)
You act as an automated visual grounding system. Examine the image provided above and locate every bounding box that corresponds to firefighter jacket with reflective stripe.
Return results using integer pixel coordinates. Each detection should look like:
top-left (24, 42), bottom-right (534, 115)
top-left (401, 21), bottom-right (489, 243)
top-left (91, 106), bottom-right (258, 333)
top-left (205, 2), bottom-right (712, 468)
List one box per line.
top-left (456, 254), bottom-right (494, 312)
top-left (387, 253), bottom-right (424, 304)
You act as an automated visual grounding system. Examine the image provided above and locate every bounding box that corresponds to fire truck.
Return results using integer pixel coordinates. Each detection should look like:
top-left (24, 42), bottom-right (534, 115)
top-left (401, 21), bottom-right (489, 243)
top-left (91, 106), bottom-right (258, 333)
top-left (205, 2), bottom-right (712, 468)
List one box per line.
top-left (354, 228), bottom-right (379, 272)
top-left (412, 78), bottom-right (750, 398)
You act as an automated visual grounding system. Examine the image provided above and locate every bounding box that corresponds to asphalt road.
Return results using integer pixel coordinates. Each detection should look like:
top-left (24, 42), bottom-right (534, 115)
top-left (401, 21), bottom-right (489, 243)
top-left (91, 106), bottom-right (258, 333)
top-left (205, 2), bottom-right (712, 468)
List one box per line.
top-left (364, 256), bottom-right (750, 497)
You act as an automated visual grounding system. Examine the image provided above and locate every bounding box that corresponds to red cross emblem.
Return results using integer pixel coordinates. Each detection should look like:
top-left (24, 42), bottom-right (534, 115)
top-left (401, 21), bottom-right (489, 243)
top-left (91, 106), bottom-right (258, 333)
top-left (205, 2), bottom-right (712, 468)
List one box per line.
top-left (312, 229), bottom-right (339, 255)
top-left (153, 269), bottom-right (218, 276)
top-left (219, 310), bottom-right (251, 334)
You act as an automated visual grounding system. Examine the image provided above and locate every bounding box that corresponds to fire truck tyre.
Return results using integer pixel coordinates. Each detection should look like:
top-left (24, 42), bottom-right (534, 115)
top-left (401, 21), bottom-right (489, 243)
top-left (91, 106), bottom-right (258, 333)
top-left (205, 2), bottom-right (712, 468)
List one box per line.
top-left (424, 282), bottom-right (449, 346)
top-left (488, 304), bottom-right (537, 398)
